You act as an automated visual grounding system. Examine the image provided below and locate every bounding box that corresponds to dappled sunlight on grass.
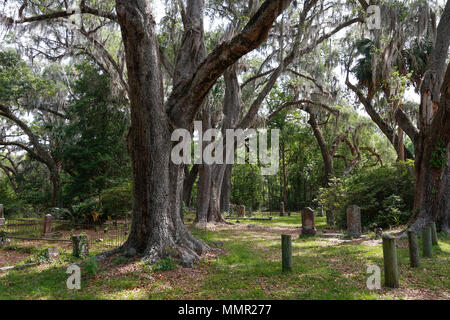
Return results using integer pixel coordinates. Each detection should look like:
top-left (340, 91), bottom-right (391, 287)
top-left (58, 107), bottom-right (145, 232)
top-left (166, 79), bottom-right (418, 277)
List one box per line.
top-left (1, 223), bottom-right (449, 300)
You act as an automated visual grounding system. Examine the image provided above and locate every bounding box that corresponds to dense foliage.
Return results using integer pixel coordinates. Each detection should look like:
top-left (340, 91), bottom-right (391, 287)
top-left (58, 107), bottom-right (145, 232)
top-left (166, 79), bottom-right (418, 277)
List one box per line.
top-left (317, 161), bottom-right (415, 230)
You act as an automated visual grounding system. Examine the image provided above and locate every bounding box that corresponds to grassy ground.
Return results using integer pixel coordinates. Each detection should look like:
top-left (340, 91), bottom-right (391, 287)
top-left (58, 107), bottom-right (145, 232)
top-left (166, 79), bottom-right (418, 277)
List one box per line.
top-left (0, 213), bottom-right (449, 300)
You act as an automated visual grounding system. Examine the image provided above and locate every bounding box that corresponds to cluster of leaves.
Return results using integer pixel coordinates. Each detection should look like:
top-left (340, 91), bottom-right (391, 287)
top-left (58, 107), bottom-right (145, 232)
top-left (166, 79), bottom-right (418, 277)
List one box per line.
top-left (55, 63), bottom-right (130, 205)
top-left (84, 257), bottom-right (99, 276)
top-left (317, 161), bottom-right (415, 229)
top-left (430, 140), bottom-right (447, 169)
top-left (100, 182), bottom-right (132, 220)
top-left (231, 164), bottom-right (264, 210)
top-left (149, 257), bottom-right (177, 272)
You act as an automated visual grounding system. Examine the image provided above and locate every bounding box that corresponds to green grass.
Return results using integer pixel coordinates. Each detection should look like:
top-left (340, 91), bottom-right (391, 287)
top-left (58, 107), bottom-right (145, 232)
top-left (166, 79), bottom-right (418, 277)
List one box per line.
top-left (0, 222), bottom-right (449, 300)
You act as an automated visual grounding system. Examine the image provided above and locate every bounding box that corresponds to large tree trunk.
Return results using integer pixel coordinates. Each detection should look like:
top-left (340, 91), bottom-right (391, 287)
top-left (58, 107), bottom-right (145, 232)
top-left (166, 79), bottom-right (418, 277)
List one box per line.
top-left (409, 2), bottom-right (450, 233)
top-left (438, 151), bottom-right (450, 233)
top-left (220, 164), bottom-right (232, 213)
top-left (183, 164), bottom-right (199, 208)
top-left (116, 0), bottom-right (207, 265)
top-left (410, 66), bottom-right (450, 233)
top-left (308, 113), bottom-right (334, 185)
top-left (197, 64), bottom-right (242, 223)
top-left (115, 0), bottom-right (293, 264)
top-left (50, 168), bottom-right (62, 208)
top-left (281, 142), bottom-right (288, 205)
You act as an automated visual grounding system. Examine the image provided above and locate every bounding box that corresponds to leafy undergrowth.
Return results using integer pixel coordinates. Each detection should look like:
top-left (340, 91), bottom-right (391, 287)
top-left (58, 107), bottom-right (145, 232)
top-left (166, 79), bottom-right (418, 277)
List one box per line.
top-left (0, 219), bottom-right (449, 300)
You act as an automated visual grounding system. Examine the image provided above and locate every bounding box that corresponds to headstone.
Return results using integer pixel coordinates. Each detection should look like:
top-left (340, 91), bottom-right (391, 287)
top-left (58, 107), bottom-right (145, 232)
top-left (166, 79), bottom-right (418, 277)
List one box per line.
top-left (43, 214), bottom-right (53, 236)
top-left (237, 205), bottom-right (246, 217)
top-left (0, 204), bottom-right (4, 226)
top-left (347, 205), bottom-right (361, 238)
top-left (301, 207), bottom-right (316, 236)
top-left (72, 234), bottom-right (89, 258)
top-left (280, 202), bottom-right (285, 217)
top-left (45, 247), bottom-right (60, 261)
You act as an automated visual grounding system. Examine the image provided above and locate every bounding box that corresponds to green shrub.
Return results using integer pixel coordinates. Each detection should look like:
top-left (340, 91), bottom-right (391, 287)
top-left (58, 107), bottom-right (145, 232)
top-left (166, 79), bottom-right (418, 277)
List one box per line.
top-left (84, 257), bottom-right (99, 276)
top-left (70, 198), bottom-right (104, 224)
top-left (150, 257), bottom-right (176, 272)
top-left (317, 161), bottom-right (415, 229)
top-left (100, 182), bottom-right (132, 219)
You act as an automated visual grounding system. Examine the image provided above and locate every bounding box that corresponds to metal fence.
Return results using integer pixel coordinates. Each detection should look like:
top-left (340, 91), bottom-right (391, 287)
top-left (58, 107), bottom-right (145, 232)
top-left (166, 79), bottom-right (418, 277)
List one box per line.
top-left (0, 218), bottom-right (130, 249)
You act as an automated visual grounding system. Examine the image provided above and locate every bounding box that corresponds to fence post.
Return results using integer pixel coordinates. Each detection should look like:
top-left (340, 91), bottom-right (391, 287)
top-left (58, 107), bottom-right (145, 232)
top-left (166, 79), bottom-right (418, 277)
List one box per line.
top-left (43, 214), bottom-right (53, 236)
top-left (72, 234), bottom-right (89, 258)
top-left (0, 204), bottom-right (5, 226)
top-left (382, 234), bottom-right (399, 288)
top-left (281, 234), bottom-right (292, 272)
top-left (407, 230), bottom-right (420, 268)
top-left (430, 222), bottom-right (438, 246)
top-left (422, 225), bottom-right (433, 258)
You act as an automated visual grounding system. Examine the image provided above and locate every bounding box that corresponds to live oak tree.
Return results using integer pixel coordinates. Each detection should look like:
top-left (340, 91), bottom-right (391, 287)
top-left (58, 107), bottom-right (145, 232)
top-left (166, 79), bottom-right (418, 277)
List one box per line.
top-left (398, 0), bottom-right (450, 233)
top-left (193, 0), bottom-right (363, 223)
top-left (1, 0), bottom-right (298, 264)
top-left (0, 50), bottom-right (64, 207)
top-left (345, 0), bottom-right (450, 233)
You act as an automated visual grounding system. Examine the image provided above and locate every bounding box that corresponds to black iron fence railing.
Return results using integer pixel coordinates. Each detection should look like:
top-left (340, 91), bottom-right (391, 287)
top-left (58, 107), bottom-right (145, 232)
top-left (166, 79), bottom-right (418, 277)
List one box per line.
top-left (0, 218), bottom-right (130, 249)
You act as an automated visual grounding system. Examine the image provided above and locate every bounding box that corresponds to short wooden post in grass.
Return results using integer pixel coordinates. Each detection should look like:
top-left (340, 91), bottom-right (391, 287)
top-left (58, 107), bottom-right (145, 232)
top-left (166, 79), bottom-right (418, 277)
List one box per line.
top-left (407, 230), bottom-right (420, 268)
top-left (281, 235), bottom-right (292, 272)
top-left (72, 234), bottom-right (89, 258)
top-left (382, 234), bottom-right (399, 288)
top-left (430, 222), bottom-right (438, 246)
top-left (422, 225), bottom-right (433, 258)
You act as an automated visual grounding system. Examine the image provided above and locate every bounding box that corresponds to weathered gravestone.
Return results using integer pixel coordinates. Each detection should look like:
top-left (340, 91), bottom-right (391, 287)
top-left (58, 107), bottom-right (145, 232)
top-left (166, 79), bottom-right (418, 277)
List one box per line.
top-left (347, 205), bottom-right (361, 238)
top-left (72, 234), bottom-right (89, 258)
top-left (237, 205), bottom-right (246, 218)
top-left (43, 214), bottom-right (53, 236)
top-left (301, 207), bottom-right (316, 236)
top-left (0, 204), bottom-right (5, 226)
top-left (45, 247), bottom-right (60, 261)
top-left (280, 202), bottom-right (285, 217)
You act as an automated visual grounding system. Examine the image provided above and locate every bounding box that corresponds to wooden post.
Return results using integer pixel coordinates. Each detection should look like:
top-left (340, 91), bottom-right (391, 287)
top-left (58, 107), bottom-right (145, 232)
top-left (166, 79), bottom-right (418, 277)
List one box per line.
top-left (407, 230), bottom-right (420, 268)
top-left (382, 234), bottom-right (399, 288)
top-left (430, 222), bottom-right (438, 245)
top-left (281, 235), bottom-right (292, 272)
top-left (72, 234), bottom-right (89, 258)
top-left (422, 225), bottom-right (433, 258)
